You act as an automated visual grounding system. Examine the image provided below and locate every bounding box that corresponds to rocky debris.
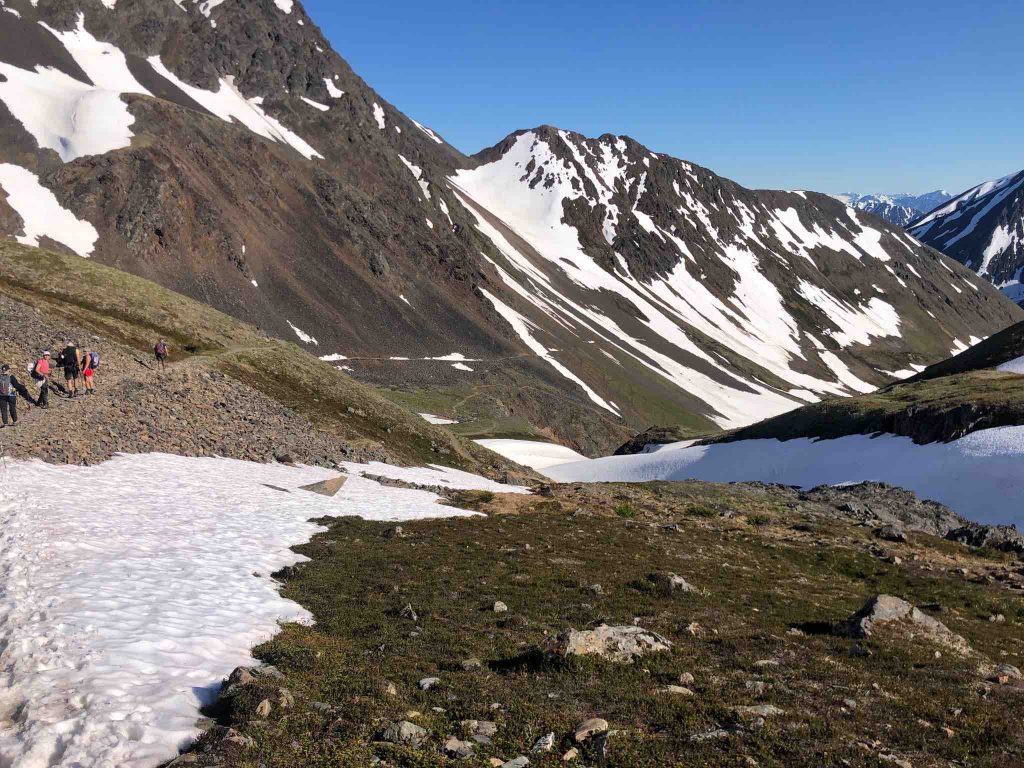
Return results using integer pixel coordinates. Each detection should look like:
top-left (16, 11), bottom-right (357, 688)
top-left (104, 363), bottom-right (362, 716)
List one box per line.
top-left (298, 475), bottom-right (348, 496)
top-left (647, 571), bottom-right (697, 594)
top-left (383, 525), bottom-right (408, 539)
top-left (562, 747), bottom-right (579, 761)
top-left (461, 719), bottom-right (498, 745)
top-left (542, 624), bottom-right (672, 663)
top-left (460, 657), bottom-right (484, 671)
top-left (254, 699), bottom-right (272, 718)
top-left (498, 758), bottom-right (529, 768)
top-left (531, 733), bottom-right (556, 753)
top-left (946, 523), bottom-right (1024, 554)
top-left (845, 595), bottom-right (971, 653)
top-left (875, 524), bottom-right (908, 543)
top-left (493, 600), bottom-right (509, 613)
top-left (379, 720), bottom-right (429, 747)
top-left (400, 604), bottom-right (419, 621)
top-left (573, 717), bottom-right (609, 742)
top-left (443, 735), bottom-right (475, 758)
top-left (165, 726), bottom-right (255, 766)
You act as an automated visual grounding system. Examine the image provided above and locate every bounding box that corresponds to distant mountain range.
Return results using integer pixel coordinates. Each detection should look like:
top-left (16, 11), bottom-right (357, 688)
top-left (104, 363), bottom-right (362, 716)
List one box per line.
top-left (910, 171), bottom-right (1024, 305)
top-left (831, 191), bottom-right (953, 227)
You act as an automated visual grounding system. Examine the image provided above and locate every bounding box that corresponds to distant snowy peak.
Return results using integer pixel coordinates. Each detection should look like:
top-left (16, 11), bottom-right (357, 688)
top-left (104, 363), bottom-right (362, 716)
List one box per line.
top-left (831, 191), bottom-right (953, 227)
top-left (910, 170), bottom-right (1024, 305)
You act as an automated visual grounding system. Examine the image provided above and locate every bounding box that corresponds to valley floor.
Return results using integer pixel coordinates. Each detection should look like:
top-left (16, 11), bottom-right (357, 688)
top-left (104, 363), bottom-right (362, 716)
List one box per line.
top-left (178, 480), bottom-right (1024, 768)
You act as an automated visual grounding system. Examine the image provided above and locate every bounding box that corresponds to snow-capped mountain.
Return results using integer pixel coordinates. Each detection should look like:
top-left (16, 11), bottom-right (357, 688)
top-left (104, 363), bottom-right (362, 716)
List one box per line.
top-left (832, 191), bottom-right (953, 227)
top-left (0, 0), bottom-right (1019, 452)
top-left (909, 171), bottom-right (1024, 305)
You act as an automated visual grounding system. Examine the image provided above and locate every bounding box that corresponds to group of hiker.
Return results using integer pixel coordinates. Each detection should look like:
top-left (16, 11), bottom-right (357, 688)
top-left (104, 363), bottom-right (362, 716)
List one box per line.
top-left (0, 338), bottom-right (171, 428)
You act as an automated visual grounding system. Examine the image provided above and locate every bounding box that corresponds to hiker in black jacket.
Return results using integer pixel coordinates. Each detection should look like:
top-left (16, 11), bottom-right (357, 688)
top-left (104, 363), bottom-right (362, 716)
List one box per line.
top-left (0, 363), bottom-right (34, 427)
top-left (58, 340), bottom-right (82, 397)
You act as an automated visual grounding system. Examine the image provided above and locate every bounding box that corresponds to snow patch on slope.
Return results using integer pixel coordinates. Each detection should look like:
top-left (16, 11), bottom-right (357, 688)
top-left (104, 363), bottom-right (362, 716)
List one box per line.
top-left (0, 164), bottom-right (98, 256)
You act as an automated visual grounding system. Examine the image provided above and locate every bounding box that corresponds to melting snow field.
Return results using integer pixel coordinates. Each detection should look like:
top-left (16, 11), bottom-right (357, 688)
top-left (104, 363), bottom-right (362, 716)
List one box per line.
top-left (545, 427), bottom-right (1024, 527)
top-left (474, 439), bottom-right (587, 471)
top-left (0, 453), bottom-right (521, 767)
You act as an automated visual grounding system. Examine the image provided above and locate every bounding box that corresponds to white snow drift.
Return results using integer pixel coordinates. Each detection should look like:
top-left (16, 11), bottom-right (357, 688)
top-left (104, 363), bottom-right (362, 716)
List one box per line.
top-left (475, 439), bottom-right (587, 471)
top-left (546, 427), bottom-right (1024, 527)
top-left (0, 453), bottom-right (523, 768)
top-left (0, 163), bottom-right (99, 256)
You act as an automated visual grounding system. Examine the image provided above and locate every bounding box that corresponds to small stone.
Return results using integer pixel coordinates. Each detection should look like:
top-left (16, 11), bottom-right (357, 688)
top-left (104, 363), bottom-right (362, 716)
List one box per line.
top-left (379, 720), bottom-right (429, 746)
top-left (255, 699), bottom-right (272, 718)
top-left (875, 524), bottom-right (908, 543)
top-left (678, 672), bottom-right (695, 684)
top-left (383, 681), bottom-right (398, 696)
top-left (843, 698), bottom-right (857, 710)
top-left (661, 685), bottom-right (694, 695)
top-left (383, 525), bottom-right (407, 539)
top-left (531, 732), bottom-right (556, 753)
top-left (753, 659), bottom-right (779, 669)
top-left (562, 747), bottom-right (579, 761)
top-left (543, 625), bottom-right (671, 663)
top-left (986, 663), bottom-right (1022, 684)
top-left (574, 717), bottom-right (609, 742)
top-left (648, 572), bottom-right (697, 594)
top-left (500, 757), bottom-right (530, 768)
top-left (443, 735), bottom-right (475, 759)
top-left (400, 604), bottom-right (418, 622)
top-left (733, 704), bottom-right (785, 718)
top-left (460, 657), bottom-right (484, 671)
top-left (462, 719), bottom-right (498, 745)
top-left (488, 760), bottom-right (503, 768)
top-left (989, 614), bottom-right (1006, 623)
top-left (493, 601), bottom-right (509, 613)
top-left (419, 676), bottom-right (441, 690)
top-left (299, 475), bottom-right (348, 497)
top-left (588, 583), bottom-right (604, 595)
top-left (686, 622), bottom-right (703, 637)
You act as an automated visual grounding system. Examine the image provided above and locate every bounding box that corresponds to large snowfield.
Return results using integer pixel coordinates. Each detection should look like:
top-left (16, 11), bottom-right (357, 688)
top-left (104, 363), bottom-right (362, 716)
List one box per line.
top-left (0, 453), bottom-right (523, 768)
top-left (544, 426), bottom-right (1024, 527)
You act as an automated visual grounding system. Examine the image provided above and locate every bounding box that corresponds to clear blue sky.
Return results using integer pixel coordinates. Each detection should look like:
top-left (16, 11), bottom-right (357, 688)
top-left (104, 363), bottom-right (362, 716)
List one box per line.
top-left (305, 0), bottom-right (1023, 195)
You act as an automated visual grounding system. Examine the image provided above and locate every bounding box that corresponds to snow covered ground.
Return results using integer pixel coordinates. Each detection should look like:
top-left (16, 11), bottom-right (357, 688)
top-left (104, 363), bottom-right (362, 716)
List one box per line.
top-left (0, 453), bottom-right (522, 767)
top-left (545, 427), bottom-right (1024, 527)
top-left (474, 439), bottom-right (587, 471)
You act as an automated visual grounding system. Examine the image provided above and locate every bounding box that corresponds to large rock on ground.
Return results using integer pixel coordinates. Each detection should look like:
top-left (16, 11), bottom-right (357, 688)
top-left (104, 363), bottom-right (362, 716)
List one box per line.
top-left (845, 595), bottom-right (971, 653)
top-left (542, 624), bottom-right (672, 663)
top-left (298, 474), bottom-right (348, 497)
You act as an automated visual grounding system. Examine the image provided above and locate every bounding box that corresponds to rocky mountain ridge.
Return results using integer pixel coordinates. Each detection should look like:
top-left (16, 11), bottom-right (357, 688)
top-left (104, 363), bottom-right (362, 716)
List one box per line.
top-left (910, 169), bottom-right (1024, 306)
top-left (0, 0), bottom-right (1020, 453)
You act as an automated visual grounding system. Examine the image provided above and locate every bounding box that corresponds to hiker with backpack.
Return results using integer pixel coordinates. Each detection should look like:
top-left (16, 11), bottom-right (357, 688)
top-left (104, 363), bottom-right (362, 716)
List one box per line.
top-left (58, 340), bottom-right (83, 397)
top-left (81, 349), bottom-right (100, 395)
top-left (30, 351), bottom-right (51, 408)
top-left (1, 363), bottom-right (35, 427)
top-left (154, 339), bottom-right (169, 371)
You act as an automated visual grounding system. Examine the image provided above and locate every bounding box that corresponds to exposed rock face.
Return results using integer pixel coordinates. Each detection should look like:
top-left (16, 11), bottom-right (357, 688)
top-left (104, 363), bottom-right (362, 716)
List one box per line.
top-left (542, 624), bottom-right (672, 663)
top-left (800, 482), bottom-right (961, 537)
top-left (946, 523), bottom-right (1024, 554)
top-left (0, 1), bottom-right (1020, 452)
top-left (845, 595), bottom-right (971, 653)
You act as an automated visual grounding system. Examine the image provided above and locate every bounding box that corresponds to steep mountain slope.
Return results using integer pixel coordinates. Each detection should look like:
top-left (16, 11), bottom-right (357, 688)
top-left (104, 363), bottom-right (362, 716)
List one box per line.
top-left (0, 1), bottom-right (1019, 454)
top-left (703, 319), bottom-right (1024, 447)
top-left (832, 191), bottom-right (952, 226)
top-left (910, 170), bottom-right (1024, 305)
